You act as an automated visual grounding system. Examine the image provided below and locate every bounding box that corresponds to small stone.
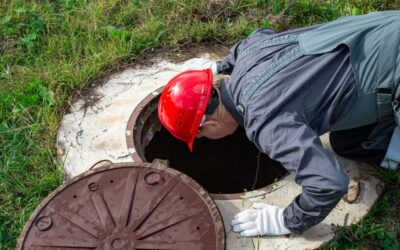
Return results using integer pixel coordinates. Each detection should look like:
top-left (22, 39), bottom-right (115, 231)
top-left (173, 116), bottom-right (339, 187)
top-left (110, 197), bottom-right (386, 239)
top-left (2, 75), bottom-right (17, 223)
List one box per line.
top-left (57, 147), bottom-right (65, 156)
top-left (345, 179), bottom-right (360, 203)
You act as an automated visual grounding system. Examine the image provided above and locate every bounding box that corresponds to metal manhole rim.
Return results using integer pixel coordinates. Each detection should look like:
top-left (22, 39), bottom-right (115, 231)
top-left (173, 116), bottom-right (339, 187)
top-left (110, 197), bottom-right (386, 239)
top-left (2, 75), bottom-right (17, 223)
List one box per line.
top-left (125, 86), bottom-right (289, 200)
top-left (17, 161), bottom-right (226, 250)
top-left (126, 86), bottom-right (164, 163)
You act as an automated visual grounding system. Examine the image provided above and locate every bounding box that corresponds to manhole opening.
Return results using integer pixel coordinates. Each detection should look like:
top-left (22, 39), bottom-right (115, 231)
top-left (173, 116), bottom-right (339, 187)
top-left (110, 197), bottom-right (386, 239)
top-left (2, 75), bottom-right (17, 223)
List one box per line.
top-left (129, 92), bottom-right (287, 194)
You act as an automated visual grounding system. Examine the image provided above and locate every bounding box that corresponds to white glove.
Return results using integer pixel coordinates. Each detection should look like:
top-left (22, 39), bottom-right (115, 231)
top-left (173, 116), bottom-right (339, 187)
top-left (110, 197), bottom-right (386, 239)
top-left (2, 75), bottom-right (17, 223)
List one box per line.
top-left (182, 58), bottom-right (218, 75)
top-left (231, 203), bottom-right (291, 237)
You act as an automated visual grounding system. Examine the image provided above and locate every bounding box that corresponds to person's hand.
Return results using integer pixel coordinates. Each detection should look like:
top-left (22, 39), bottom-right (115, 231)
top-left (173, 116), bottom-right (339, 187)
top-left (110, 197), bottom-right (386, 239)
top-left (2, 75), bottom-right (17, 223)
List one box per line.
top-left (231, 203), bottom-right (291, 236)
top-left (182, 58), bottom-right (217, 75)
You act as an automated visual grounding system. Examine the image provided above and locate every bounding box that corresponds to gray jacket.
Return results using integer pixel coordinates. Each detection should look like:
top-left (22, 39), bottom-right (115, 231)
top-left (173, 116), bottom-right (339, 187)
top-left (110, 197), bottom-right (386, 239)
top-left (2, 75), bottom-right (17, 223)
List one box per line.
top-left (218, 11), bottom-right (400, 234)
top-left (217, 26), bottom-right (357, 234)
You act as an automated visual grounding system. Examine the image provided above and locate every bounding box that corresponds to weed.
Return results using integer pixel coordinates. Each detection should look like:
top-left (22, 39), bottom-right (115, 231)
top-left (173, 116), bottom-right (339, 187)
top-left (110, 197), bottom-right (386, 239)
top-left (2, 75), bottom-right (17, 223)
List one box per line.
top-left (323, 167), bottom-right (400, 249)
top-left (241, 188), bottom-right (249, 207)
top-left (272, 177), bottom-right (279, 189)
top-left (252, 235), bottom-right (260, 250)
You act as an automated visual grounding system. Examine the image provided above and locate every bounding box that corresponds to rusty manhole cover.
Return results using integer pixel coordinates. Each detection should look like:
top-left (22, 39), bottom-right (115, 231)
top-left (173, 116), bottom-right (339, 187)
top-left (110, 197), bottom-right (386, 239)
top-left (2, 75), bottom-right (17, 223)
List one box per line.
top-left (18, 161), bottom-right (225, 250)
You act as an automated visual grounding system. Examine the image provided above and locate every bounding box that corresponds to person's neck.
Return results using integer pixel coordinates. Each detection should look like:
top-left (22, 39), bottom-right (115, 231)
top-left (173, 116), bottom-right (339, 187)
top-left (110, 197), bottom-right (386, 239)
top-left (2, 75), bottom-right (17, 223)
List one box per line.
top-left (220, 105), bottom-right (239, 131)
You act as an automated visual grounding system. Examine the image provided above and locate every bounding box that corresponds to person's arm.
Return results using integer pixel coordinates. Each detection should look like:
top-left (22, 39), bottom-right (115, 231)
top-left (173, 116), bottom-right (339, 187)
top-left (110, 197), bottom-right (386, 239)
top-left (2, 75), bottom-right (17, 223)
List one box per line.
top-left (181, 28), bottom-right (277, 75)
top-left (215, 40), bottom-right (242, 75)
top-left (247, 112), bottom-right (349, 234)
top-left (217, 28), bottom-right (277, 75)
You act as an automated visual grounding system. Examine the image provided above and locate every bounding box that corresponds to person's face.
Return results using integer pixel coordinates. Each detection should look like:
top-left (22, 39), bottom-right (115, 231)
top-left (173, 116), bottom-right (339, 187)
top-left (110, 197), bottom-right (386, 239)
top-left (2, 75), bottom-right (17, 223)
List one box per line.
top-left (196, 112), bottom-right (238, 140)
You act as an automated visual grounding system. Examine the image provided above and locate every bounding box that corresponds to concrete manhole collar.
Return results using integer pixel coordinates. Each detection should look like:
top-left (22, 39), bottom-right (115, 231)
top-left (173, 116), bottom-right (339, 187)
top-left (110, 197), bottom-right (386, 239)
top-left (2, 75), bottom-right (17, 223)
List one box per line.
top-left (17, 161), bottom-right (225, 250)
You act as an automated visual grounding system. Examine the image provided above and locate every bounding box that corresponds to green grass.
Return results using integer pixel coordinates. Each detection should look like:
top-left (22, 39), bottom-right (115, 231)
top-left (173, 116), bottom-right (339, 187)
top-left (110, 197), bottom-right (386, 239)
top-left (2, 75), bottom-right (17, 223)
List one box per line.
top-left (0, 0), bottom-right (399, 249)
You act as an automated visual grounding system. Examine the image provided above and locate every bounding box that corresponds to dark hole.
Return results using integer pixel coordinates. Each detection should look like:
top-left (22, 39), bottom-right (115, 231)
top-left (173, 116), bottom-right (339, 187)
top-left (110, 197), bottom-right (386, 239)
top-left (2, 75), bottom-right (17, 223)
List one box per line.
top-left (110, 180), bottom-right (114, 183)
top-left (196, 227), bottom-right (200, 230)
top-left (73, 195), bottom-right (77, 198)
top-left (144, 126), bottom-right (287, 194)
top-left (179, 196), bottom-right (183, 200)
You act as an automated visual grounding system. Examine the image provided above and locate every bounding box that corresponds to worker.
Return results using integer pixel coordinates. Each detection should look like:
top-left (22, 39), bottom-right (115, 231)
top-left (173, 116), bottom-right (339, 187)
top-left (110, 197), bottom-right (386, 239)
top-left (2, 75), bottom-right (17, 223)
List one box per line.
top-left (158, 11), bottom-right (400, 236)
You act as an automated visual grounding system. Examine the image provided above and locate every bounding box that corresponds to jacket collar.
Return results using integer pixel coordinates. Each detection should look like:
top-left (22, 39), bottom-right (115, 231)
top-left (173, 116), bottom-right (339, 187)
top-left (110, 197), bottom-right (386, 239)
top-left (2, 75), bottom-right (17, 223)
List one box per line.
top-left (220, 79), bottom-right (244, 126)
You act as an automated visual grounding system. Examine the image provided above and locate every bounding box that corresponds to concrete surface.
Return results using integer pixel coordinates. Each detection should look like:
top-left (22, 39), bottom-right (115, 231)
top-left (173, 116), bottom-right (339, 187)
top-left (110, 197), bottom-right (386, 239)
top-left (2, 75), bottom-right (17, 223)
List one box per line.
top-left (57, 55), bottom-right (383, 249)
top-left (217, 135), bottom-right (382, 249)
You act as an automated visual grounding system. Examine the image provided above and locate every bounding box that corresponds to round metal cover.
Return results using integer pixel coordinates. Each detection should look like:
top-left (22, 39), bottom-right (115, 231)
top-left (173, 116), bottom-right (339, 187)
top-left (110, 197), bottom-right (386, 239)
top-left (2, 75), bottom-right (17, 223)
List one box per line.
top-left (18, 161), bottom-right (225, 250)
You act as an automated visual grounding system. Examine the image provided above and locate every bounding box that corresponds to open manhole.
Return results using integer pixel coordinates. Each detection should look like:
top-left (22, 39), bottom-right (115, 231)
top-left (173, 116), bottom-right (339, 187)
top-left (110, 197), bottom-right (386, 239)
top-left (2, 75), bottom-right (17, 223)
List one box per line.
top-left (126, 87), bottom-right (288, 196)
top-left (17, 161), bottom-right (225, 250)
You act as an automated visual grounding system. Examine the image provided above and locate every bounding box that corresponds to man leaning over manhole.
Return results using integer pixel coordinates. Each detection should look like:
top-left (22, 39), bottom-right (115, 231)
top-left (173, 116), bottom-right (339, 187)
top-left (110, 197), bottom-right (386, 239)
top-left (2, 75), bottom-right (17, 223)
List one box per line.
top-left (158, 11), bottom-right (400, 236)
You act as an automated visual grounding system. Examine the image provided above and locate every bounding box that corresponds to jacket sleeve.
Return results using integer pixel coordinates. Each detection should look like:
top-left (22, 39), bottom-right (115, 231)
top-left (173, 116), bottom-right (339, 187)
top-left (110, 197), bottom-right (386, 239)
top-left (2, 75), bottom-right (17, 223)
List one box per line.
top-left (216, 40), bottom-right (242, 75)
top-left (246, 112), bottom-right (349, 234)
top-left (217, 28), bottom-right (277, 75)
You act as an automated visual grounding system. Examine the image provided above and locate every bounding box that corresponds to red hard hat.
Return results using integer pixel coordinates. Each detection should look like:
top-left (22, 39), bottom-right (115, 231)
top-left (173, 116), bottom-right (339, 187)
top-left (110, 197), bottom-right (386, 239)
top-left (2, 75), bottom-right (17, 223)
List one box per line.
top-left (158, 69), bottom-right (213, 151)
